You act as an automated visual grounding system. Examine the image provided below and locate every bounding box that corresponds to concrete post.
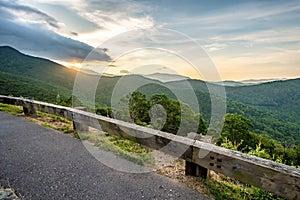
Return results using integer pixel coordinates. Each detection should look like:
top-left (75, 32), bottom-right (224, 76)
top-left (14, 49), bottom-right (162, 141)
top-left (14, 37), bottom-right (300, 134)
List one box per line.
top-left (185, 161), bottom-right (208, 178)
top-left (23, 98), bottom-right (36, 116)
top-left (73, 107), bottom-right (89, 132)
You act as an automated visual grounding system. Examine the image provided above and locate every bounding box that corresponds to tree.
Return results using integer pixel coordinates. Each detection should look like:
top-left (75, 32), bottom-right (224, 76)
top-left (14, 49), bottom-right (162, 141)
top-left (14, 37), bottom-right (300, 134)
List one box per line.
top-left (127, 92), bottom-right (207, 136)
top-left (129, 91), bottom-right (150, 124)
top-left (149, 94), bottom-right (181, 134)
top-left (217, 113), bottom-right (256, 151)
top-left (197, 114), bottom-right (207, 134)
top-left (178, 102), bottom-right (207, 136)
top-left (96, 107), bottom-right (113, 118)
top-left (295, 144), bottom-right (300, 166)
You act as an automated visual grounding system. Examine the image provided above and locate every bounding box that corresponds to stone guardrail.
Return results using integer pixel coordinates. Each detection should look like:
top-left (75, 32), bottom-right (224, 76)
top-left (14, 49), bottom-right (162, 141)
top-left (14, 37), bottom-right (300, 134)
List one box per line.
top-left (0, 95), bottom-right (299, 200)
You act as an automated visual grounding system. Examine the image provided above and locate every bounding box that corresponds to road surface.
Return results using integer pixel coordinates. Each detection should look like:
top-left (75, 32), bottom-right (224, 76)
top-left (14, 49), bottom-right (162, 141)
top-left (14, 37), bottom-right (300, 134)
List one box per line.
top-left (0, 111), bottom-right (209, 200)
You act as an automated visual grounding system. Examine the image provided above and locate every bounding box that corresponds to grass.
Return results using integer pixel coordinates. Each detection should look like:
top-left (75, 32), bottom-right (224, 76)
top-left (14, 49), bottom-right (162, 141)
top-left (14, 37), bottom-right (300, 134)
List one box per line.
top-left (42, 122), bottom-right (73, 134)
top-left (0, 103), bottom-right (23, 115)
top-left (79, 132), bottom-right (155, 166)
top-left (33, 111), bottom-right (73, 134)
top-left (0, 104), bottom-right (73, 134)
top-left (36, 111), bottom-right (71, 124)
top-left (204, 175), bottom-right (286, 200)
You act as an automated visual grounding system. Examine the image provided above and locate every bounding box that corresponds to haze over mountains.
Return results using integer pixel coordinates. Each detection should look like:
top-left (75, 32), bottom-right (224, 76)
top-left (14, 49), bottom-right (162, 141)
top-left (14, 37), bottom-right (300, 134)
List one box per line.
top-left (0, 46), bottom-right (299, 145)
top-left (136, 73), bottom-right (285, 86)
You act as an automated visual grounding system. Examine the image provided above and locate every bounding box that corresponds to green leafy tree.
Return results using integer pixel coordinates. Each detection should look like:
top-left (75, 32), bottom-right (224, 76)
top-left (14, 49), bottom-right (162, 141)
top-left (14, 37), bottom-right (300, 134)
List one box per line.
top-left (129, 91), bottom-right (150, 124)
top-left (96, 107), bottom-right (113, 118)
top-left (149, 94), bottom-right (181, 134)
top-left (295, 144), bottom-right (300, 166)
top-left (179, 103), bottom-right (207, 135)
top-left (217, 114), bottom-right (257, 151)
top-left (197, 114), bottom-right (207, 134)
top-left (128, 92), bottom-right (207, 136)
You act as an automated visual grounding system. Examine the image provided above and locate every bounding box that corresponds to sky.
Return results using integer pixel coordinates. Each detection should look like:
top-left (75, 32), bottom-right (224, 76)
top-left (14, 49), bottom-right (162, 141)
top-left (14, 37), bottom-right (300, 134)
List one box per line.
top-left (0, 0), bottom-right (299, 81)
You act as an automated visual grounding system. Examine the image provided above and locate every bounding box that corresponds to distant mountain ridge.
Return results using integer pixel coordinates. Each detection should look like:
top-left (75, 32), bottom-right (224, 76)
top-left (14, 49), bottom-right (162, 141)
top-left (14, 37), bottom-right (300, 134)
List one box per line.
top-left (144, 73), bottom-right (287, 86)
top-left (241, 78), bottom-right (288, 84)
top-left (144, 73), bottom-right (188, 82)
top-left (212, 80), bottom-right (253, 87)
top-left (211, 78), bottom-right (289, 87)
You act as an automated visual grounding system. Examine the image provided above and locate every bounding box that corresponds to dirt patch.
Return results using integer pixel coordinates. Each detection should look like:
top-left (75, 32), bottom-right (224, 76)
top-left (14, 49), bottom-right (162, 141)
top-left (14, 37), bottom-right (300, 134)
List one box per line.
top-left (19, 113), bottom-right (74, 135)
top-left (154, 157), bottom-right (213, 199)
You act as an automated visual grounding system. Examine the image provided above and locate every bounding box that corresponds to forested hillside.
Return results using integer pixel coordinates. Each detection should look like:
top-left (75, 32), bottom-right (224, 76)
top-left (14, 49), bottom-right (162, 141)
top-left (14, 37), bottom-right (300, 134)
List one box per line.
top-left (0, 46), bottom-right (76, 101)
top-left (164, 78), bottom-right (300, 145)
top-left (226, 79), bottom-right (300, 124)
top-left (0, 46), bottom-right (299, 146)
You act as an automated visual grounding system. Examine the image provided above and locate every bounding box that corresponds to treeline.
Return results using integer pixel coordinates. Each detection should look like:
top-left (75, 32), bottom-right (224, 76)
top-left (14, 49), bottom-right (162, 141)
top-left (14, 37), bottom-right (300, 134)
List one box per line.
top-left (227, 100), bottom-right (299, 146)
top-left (226, 78), bottom-right (300, 125)
top-left (226, 79), bottom-right (300, 146)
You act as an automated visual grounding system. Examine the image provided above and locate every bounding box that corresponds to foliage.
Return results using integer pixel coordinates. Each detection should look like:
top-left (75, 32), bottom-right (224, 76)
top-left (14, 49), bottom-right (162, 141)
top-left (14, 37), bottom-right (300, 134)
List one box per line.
top-left (0, 47), bottom-right (74, 103)
top-left (96, 107), bottom-right (113, 118)
top-left (226, 79), bottom-right (300, 125)
top-left (148, 93), bottom-right (181, 134)
top-left (217, 114), bottom-right (299, 167)
top-left (226, 100), bottom-right (299, 146)
top-left (226, 79), bottom-right (300, 145)
top-left (248, 142), bottom-right (272, 159)
top-left (205, 178), bottom-right (285, 200)
top-left (129, 91), bottom-right (150, 124)
top-left (41, 122), bottom-right (72, 133)
top-left (127, 92), bottom-right (207, 136)
top-left (217, 114), bottom-right (257, 151)
top-left (0, 103), bottom-right (23, 115)
top-left (219, 137), bottom-right (244, 151)
top-left (36, 111), bottom-right (72, 124)
top-left (109, 135), bottom-right (149, 154)
top-left (79, 132), bottom-right (154, 166)
top-left (34, 111), bottom-right (73, 133)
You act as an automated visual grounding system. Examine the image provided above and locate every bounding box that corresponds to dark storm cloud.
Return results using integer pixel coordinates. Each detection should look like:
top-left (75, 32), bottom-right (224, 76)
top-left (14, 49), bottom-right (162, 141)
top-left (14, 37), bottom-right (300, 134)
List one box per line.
top-left (0, 0), bottom-right (110, 62)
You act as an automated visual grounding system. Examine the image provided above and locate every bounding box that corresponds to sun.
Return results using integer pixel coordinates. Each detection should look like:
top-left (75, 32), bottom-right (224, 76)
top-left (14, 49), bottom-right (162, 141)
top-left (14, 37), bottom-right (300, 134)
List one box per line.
top-left (56, 60), bottom-right (82, 71)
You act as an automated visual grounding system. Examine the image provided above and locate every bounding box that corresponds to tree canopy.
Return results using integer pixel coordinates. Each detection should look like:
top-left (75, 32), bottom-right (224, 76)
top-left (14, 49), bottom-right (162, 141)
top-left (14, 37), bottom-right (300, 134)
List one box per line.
top-left (127, 91), bottom-right (207, 136)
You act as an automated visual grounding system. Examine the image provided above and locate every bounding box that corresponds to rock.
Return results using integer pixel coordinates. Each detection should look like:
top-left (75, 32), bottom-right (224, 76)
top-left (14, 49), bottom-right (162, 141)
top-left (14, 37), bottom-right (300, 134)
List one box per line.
top-left (0, 188), bottom-right (19, 200)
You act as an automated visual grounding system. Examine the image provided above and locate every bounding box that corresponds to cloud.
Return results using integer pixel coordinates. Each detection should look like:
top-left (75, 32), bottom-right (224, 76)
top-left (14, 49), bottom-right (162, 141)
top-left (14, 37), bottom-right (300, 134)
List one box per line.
top-left (211, 27), bottom-right (300, 44)
top-left (70, 32), bottom-right (78, 36)
top-left (204, 43), bottom-right (227, 52)
top-left (120, 69), bottom-right (129, 74)
top-left (0, 0), bottom-right (110, 62)
top-left (0, 0), bottom-right (61, 30)
top-left (70, 0), bottom-right (154, 30)
top-left (66, 0), bottom-right (154, 44)
top-left (16, 0), bottom-right (154, 47)
top-left (167, 1), bottom-right (300, 27)
top-left (164, 1), bottom-right (300, 49)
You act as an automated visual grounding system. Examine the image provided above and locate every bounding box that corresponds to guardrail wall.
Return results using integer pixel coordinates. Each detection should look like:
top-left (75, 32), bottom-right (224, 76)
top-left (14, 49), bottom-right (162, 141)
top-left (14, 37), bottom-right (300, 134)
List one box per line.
top-left (0, 95), bottom-right (299, 200)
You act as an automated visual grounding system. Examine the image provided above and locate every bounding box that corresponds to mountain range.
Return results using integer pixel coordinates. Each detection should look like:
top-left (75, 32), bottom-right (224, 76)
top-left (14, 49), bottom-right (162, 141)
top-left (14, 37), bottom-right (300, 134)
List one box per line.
top-left (0, 46), bottom-right (299, 145)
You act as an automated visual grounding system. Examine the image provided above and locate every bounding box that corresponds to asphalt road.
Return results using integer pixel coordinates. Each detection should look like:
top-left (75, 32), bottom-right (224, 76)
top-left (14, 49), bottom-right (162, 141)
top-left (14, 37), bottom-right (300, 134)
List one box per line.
top-left (0, 111), bottom-right (209, 200)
